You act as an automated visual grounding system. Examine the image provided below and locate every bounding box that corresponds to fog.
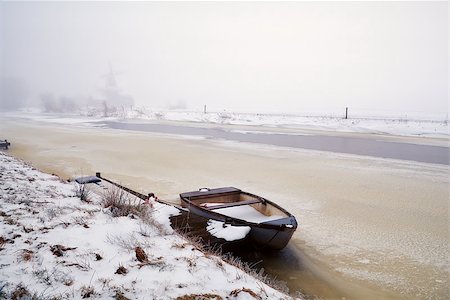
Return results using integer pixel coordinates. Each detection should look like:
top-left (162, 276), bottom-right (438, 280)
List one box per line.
top-left (0, 1), bottom-right (448, 114)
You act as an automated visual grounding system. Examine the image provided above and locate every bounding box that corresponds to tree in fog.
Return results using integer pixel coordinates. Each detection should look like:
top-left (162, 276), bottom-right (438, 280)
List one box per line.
top-left (40, 93), bottom-right (78, 113)
top-left (0, 77), bottom-right (29, 111)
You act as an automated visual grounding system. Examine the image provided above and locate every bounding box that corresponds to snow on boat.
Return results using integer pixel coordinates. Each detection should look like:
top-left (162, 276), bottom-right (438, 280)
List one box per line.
top-left (180, 187), bottom-right (297, 250)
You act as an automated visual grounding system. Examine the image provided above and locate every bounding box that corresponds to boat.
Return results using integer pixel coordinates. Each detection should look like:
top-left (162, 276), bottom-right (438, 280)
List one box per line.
top-left (180, 187), bottom-right (297, 250)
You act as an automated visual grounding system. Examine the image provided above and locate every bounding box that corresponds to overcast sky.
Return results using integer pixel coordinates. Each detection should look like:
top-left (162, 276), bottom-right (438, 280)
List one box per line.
top-left (0, 1), bottom-right (448, 114)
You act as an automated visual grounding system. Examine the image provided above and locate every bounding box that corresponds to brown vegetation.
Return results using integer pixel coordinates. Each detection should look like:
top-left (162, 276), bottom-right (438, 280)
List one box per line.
top-left (21, 249), bottom-right (34, 261)
top-left (75, 183), bottom-right (91, 203)
top-left (176, 294), bottom-right (223, 300)
top-left (50, 244), bottom-right (77, 257)
top-left (115, 265), bottom-right (128, 275)
top-left (0, 236), bottom-right (6, 249)
top-left (115, 291), bottom-right (130, 300)
top-left (230, 288), bottom-right (262, 299)
top-left (135, 246), bottom-right (148, 263)
top-left (81, 285), bottom-right (95, 298)
top-left (10, 285), bottom-right (30, 300)
top-left (101, 186), bottom-right (146, 217)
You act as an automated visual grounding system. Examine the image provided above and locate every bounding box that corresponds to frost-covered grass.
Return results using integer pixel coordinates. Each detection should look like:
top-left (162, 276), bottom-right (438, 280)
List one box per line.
top-left (0, 153), bottom-right (294, 299)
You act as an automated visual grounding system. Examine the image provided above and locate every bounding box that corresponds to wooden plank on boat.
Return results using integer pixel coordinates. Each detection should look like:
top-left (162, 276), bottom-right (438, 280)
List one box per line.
top-left (204, 199), bottom-right (262, 210)
top-left (180, 187), bottom-right (241, 199)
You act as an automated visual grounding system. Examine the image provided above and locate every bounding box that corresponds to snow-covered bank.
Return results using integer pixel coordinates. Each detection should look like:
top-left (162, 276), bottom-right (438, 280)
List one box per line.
top-left (3, 108), bottom-right (449, 138)
top-left (115, 108), bottom-right (449, 138)
top-left (0, 153), bottom-right (294, 299)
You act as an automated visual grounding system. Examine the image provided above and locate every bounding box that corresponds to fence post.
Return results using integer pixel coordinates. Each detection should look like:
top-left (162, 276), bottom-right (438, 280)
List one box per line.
top-left (204, 105), bottom-right (207, 114)
top-left (345, 107), bottom-right (348, 119)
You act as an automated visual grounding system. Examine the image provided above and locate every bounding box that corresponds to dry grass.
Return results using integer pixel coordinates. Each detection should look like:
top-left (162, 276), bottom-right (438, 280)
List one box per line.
top-left (101, 187), bottom-right (168, 235)
top-left (21, 249), bottom-right (34, 261)
top-left (135, 246), bottom-right (148, 263)
top-left (75, 183), bottom-right (91, 203)
top-left (115, 291), bottom-right (130, 300)
top-left (115, 264), bottom-right (128, 275)
top-left (97, 277), bottom-right (114, 290)
top-left (32, 266), bottom-right (72, 287)
top-left (229, 288), bottom-right (262, 299)
top-left (182, 255), bottom-right (197, 272)
top-left (176, 294), bottom-right (223, 300)
top-left (6, 284), bottom-right (64, 300)
top-left (171, 241), bottom-right (190, 250)
top-left (101, 186), bottom-right (145, 217)
top-left (4, 216), bottom-right (17, 225)
top-left (10, 285), bottom-right (31, 300)
top-left (106, 233), bottom-right (154, 251)
top-left (50, 244), bottom-right (77, 257)
top-left (80, 285), bottom-right (95, 298)
top-left (175, 228), bottom-right (208, 252)
top-left (0, 236), bottom-right (6, 249)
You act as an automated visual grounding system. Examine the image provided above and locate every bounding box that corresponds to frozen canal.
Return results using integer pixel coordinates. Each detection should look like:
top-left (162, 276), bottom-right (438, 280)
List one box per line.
top-left (98, 120), bottom-right (450, 165)
top-left (1, 118), bottom-right (449, 299)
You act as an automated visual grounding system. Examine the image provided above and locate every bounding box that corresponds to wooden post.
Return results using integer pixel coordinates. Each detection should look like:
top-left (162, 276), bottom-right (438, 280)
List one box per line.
top-left (96, 172), bottom-right (101, 178)
top-left (204, 105), bottom-right (207, 114)
top-left (345, 107), bottom-right (348, 119)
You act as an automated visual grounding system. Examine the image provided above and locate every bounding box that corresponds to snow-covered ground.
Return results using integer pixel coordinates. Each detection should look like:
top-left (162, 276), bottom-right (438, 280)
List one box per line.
top-left (3, 107), bottom-right (449, 138)
top-left (0, 153), bottom-right (294, 300)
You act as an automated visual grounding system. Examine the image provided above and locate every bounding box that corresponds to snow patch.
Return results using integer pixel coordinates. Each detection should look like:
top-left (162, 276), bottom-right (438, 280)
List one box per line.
top-left (214, 205), bottom-right (285, 223)
top-left (206, 220), bottom-right (251, 241)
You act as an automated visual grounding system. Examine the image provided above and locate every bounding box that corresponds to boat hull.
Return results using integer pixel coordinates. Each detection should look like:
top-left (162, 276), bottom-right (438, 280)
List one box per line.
top-left (249, 223), bottom-right (296, 250)
top-left (180, 188), bottom-right (298, 250)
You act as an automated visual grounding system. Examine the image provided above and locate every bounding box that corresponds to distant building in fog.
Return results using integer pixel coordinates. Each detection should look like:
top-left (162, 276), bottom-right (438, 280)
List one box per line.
top-left (99, 64), bottom-right (134, 107)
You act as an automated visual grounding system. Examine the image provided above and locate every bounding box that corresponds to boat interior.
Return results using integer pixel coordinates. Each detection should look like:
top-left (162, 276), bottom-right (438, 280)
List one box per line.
top-left (187, 190), bottom-right (288, 218)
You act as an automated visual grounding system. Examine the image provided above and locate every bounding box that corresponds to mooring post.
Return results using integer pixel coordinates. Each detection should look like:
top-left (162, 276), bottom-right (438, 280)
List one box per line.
top-left (345, 107), bottom-right (348, 119)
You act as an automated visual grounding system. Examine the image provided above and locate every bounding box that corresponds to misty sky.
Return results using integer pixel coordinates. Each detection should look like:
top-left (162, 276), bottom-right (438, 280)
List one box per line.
top-left (0, 1), bottom-right (448, 114)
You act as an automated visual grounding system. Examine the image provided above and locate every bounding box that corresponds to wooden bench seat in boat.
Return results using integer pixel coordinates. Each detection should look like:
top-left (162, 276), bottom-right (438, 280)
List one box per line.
top-left (204, 199), bottom-right (262, 210)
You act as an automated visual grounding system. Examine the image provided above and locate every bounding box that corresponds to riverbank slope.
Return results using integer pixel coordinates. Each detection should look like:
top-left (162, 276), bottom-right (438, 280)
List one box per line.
top-left (0, 152), bottom-right (293, 299)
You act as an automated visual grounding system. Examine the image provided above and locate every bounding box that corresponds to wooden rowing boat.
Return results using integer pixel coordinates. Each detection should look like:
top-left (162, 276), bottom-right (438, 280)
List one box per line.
top-left (180, 187), bottom-right (297, 250)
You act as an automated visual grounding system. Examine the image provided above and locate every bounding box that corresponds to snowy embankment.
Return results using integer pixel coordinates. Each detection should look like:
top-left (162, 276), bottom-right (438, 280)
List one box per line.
top-left (0, 153), bottom-right (293, 300)
top-left (4, 107), bottom-right (449, 138)
top-left (84, 106), bottom-right (449, 138)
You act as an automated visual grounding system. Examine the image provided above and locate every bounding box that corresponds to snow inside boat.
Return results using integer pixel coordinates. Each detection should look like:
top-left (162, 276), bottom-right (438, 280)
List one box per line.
top-left (180, 187), bottom-right (298, 250)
